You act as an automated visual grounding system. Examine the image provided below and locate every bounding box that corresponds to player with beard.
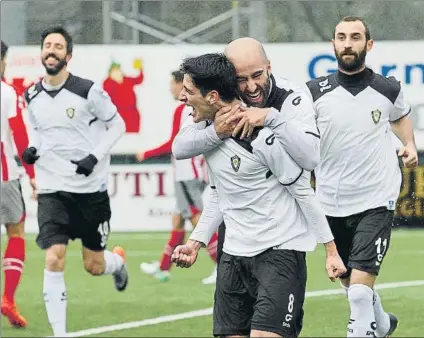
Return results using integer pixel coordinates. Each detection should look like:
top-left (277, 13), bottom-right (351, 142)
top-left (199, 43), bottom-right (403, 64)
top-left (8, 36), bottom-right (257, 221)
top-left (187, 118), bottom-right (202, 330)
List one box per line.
top-left (21, 26), bottom-right (128, 337)
top-left (172, 37), bottom-right (320, 263)
top-left (302, 17), bottom-right (417, 337)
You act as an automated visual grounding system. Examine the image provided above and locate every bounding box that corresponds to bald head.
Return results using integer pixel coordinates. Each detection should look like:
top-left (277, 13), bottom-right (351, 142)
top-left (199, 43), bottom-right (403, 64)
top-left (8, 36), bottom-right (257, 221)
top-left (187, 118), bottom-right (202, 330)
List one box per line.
top-left (224, 37), bottom-right (271, 108)
top-left (224, 37), bottom-right (268, 64)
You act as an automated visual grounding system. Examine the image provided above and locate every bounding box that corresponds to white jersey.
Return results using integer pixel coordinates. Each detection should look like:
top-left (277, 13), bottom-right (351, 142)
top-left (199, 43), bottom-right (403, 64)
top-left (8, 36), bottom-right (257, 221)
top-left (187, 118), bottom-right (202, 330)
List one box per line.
top-left (172, 74), bottom-right (320, 172)
top-left (203, 125), bottom-right (326, 257)
top-left (25, 74), bottom-right (125, 193)
top-left (305, 69), bottom-right (410, 217)
top-left (173, 105), bottom-right (204, 182)
top-left (1, 82), bottom-right (20, 182)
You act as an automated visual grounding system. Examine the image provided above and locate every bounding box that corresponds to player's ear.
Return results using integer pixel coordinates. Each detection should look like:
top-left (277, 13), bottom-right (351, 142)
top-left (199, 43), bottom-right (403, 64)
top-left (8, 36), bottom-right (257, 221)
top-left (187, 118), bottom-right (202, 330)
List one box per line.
top-left (66, 54), bottom-right (72, 63)
top-left (207, 90), bottom-right (219, 105)
top-left (366, 39), bottom-right (374, 52)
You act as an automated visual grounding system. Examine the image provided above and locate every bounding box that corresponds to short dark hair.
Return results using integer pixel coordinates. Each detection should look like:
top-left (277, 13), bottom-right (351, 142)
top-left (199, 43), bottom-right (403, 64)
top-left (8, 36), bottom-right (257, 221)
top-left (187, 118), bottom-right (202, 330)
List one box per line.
top-left (1, 40), bottom-right (8, 60)
top-left (334, 16), bottom-right (371, 41)
top-left (180, 53), bottom-right (238, 103)
top-left (41, 26), bottom-right (73, 54)
top-left (171, 70), bottom-right (184, 83)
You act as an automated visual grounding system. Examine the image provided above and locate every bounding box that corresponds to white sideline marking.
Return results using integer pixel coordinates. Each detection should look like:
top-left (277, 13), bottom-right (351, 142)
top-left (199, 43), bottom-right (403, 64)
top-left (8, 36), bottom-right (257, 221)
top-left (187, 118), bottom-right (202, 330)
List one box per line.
top-left (61, 280), bottom-right (424, 337)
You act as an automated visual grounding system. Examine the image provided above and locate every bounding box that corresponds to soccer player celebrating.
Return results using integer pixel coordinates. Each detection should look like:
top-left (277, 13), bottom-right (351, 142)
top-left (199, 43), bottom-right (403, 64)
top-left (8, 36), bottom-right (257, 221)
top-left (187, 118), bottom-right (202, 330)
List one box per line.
top-left (1, 40), bottom-right (36, 329)
top-left (172, 53), bottom-right (346, 338)
top-left (21, 27), bottom-right (128, 337)
top-left (138, 70), bottom-right (218, 284)
top-left (172, 37), bottom-right (321, 265)
top-left (231, 16), bottom-right (418, 338)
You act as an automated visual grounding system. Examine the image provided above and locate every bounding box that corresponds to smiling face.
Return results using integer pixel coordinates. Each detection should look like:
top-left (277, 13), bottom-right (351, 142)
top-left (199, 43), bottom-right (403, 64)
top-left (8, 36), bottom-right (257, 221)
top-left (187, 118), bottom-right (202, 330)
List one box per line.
top-left (333, 19), bottom-right (373, 73)
top-left (41, 33), bottom-right (71, 75)
top-left (179, 74), bottom-right (217, 123)
top-left (225, 37), bottom-right (272, 108)
top-left (234, 58), bottom-right (271, 108)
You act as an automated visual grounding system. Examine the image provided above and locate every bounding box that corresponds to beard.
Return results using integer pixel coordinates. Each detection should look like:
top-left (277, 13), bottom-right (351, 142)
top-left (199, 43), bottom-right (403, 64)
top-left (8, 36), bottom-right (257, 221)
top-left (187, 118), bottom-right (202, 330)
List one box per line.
top-left (42, 53), bottom-right (67, 75)
top-left (335, 47), bottom-right (367, 73)
top-left (238, 72), bottom-right (271, 108)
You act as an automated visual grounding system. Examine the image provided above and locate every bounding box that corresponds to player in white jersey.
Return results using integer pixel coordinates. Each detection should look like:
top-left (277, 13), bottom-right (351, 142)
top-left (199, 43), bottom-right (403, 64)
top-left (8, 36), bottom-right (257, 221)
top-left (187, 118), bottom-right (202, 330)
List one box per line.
top-left (301, 17), bottom-right (418, 337)
top-left (171, 53), bottom-right (346, 338)
top-left (137, 70), bottom-right (218, 283)
top-left (171, 37), bottom-right (321, 265)
top-left (20, 27), bottom-right (128, 337)
top-left (1, 40), bottom-right (36, 329)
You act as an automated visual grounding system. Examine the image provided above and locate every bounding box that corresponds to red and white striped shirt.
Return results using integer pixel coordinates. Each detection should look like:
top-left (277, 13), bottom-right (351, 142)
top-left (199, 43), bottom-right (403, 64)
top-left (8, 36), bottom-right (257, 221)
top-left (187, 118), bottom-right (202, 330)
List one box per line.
top-left (1, 81), bottom-right (34, 182)
top-left (143, 102), bottom-right (204, 182)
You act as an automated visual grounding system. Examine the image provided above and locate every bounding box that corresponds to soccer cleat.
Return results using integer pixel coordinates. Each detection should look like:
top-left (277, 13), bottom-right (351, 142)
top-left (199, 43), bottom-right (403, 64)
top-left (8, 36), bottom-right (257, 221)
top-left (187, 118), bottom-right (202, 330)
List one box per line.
top-left (140, 262), bottom-right (171, 282)
top-left (112, 246), bottom-right (128, 292)
top-left (155, 270), bottom-right (171, 282)
top-left (1, 298), bottom-right (27, 328)
top-left (140, 261), bottom-right (160, 275)
top-left (201, 267), bottom-right (217, 285)
top-left (385, 313), bottom-right (398, 337)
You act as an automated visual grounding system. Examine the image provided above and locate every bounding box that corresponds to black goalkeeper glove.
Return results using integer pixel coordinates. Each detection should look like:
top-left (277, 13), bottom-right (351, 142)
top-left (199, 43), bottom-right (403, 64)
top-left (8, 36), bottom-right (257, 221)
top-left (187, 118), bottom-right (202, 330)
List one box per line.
top-left (22, 147), bottom-right (40, 164)
top-left (71, 154), bottom-right (98, 177)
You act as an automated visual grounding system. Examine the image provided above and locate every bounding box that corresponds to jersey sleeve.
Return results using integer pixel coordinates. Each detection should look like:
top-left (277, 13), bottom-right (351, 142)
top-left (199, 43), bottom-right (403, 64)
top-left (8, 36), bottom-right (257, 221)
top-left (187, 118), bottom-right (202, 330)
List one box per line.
top-left (263, 89), bottom-right (320, 171)
top-left (252, 128), bottom-right (303, 185)
top-left (205, 161), bottom-right (216, 188)
top-left (26, 104), bottom-right (41, 150)
top-left (284, 173), bottom-right (334, 244)
top-left (87, 83), bottom-right (119, 122)
top-left (189, 185), bottom-right (223, 246)
top-left (171, 121), bottom-right (223, 160)
top-left (389, 84), bottom-right (411, 122)
top-left (8, 90), bottom-right (35, 178)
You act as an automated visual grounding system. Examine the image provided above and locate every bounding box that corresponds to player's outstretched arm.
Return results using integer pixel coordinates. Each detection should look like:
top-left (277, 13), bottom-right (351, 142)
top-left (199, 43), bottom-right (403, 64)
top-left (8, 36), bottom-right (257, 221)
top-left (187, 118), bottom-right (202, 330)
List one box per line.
top-left (172, 185), bottom-right (223, 268)
top-left (172, 105), bottom-right (237, 159)
top-left (189, 185), bottom-right (223, 245)
top-left (226, 91), bottom-right (320, 171)
top-left (284, 175), bottom-right (347, 281)
top-left (172, 122), bottom-right (221, 159)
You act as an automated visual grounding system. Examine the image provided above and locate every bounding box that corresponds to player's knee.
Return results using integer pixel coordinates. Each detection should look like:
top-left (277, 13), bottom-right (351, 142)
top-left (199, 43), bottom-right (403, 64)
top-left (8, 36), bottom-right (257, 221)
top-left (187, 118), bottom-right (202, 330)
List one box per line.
top-left (189, 212), bottom-right (201, 227)
top-left (45, 246), bottom-right (66, 271)
top-left (172, 214), bottom-right (185, 230)
top-left (5, 221), bottom-right (25, 238)
top-left (348, 284), bottom-right (374, 308)
top-left (83, 258), bottom-right (105, 276)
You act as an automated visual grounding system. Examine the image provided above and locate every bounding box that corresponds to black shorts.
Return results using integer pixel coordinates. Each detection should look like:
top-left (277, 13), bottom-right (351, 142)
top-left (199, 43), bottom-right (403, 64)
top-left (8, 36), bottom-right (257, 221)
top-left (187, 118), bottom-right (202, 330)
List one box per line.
top-left (327, 206), bottom-right (394, 278)
top-left (217, 222), bottom-right (226, 265)
top-left (213, 249), bottom-right (307, 338)
top-left (36, 191), bottom-right (111, 251)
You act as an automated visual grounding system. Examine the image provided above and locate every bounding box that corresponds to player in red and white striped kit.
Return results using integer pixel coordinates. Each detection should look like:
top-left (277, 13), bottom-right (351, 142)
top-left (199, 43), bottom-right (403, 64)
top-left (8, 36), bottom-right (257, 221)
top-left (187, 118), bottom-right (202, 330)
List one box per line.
top-left (1, 40), bottom-right (36, 328)
top-left (137, 70), bottom-right (218, 284)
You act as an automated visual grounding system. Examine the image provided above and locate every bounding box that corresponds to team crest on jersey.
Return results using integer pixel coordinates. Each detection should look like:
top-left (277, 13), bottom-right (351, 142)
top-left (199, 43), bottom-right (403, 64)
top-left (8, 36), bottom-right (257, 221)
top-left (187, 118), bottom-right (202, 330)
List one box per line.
top-left (231, 155), bottom-right (241, 172)
top-left (371, 109), bottom-right (381, 124)
top-left (66, 108), bottom-right (75, 119)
